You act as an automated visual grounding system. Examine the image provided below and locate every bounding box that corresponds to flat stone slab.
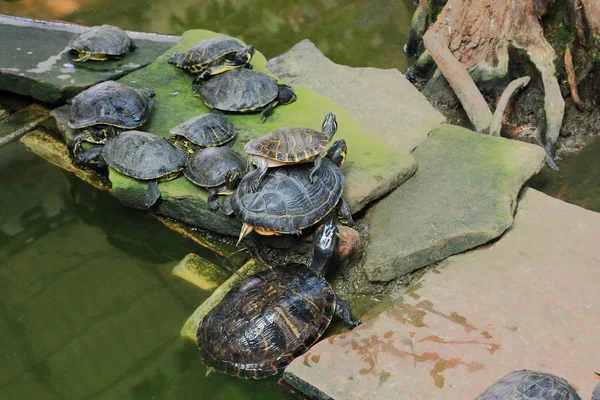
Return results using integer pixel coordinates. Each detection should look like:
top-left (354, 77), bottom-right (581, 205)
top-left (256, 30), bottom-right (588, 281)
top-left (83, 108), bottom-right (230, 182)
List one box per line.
top-left (363, 124), bottom-right (547, 282)
top-left (284, 188), bottom-right (600, 399)
top-left (267, 39), bottom-right (446, 152)
top-left (0, 15), bottom-right (179, 104)
top-left (52, 30), bottom-right (416, 237)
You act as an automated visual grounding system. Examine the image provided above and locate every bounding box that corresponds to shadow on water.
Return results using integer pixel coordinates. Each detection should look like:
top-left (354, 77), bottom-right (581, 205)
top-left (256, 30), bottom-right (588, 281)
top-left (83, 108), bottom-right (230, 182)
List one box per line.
top-left (0, 142), bottom-right (293, 399)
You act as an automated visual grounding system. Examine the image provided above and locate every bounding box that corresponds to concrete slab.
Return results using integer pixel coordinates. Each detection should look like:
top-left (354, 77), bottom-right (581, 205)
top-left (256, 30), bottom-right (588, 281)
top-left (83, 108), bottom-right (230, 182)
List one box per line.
top-left (363, 124), bottom-right (547, 282)
top-left (283, 188), bottom-right (600, 399)
top-left (267, 39), bottom-right (446, 152)
top-left (0, 15), bottom-right (178, 104)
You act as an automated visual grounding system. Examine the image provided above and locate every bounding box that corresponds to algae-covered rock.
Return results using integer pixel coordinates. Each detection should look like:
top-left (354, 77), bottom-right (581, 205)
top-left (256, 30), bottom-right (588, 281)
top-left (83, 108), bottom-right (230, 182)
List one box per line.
top-left (363, 124), bottom-right (547, 281)
top-left (172, 253), bottom-right (229, 291)
top-left (52, 29), bottom-right (417, 237)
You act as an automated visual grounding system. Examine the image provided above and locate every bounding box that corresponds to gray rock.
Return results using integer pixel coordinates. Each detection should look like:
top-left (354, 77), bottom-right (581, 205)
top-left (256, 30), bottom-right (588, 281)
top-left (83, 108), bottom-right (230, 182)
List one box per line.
top-left (0, 15), bottom-right (178, 104)
top-left (267, 39), bottom-right (446, 153)
top-left (363, 124), bottom-right (547, 282)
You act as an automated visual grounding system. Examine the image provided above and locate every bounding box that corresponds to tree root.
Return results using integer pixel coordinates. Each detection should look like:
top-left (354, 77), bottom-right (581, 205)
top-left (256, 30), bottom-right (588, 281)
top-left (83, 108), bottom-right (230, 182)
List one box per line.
top-left (564, 46), bottom-right (588, 111)
top-left (490, 77), bottom-right (531, 137)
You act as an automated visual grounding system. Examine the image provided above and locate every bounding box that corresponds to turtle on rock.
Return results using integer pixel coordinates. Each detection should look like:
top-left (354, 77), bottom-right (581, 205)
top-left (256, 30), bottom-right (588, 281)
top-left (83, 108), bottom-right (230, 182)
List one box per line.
top-left (194, 68), bottom-right (296, 123)
top-left (101, 131), bottom-right (187, 209)
top-left (168, 37), bottom-right (254, 80)
top-left (169, 111), bottom-right (237, 153)
top-left (244, 112), bottom-right (338, 192)
top-left (196, 221), bottom-right (361, 379)
top-left (475, 370), bottom-right (600, 400)
top-left (183, 147), bottom-right (246, 211)
top-left (69, 25), bottom-right (136, 62)
top-left (222, 139), bottom-right (353, 244)
top-left (67, 81), bottom-right (154, 167)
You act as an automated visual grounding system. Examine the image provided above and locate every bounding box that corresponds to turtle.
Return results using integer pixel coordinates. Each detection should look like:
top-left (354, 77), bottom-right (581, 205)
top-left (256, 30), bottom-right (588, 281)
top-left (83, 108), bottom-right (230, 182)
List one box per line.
top-left (196, 221), bottom-right (361, 379)
top-left (222, 139), bottom-right (353, 244)
top-left (243, 112), bottom-right (337, 192)
top-left (183, 147), bottom-right (246, 211)
top-left (101, 130), bottom-right (188, 209)
top-left (193, 67), bottom-right (296, 123)
top-left (168, 37), bottom-right (254, 80)
top-left (67, 81), bottom-right (154, 166)
top-left (69, 25), bottom-right (136, 62)
top-left (476, 370), bottom-right (600, 400)
top-left (169, 111), bottom-right (237, 154)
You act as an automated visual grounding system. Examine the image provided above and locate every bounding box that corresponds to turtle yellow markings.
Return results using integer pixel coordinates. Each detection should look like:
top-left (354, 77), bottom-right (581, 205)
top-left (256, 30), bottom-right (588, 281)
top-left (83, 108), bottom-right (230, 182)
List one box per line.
top-left (274, 306), bottom-right (301, 339)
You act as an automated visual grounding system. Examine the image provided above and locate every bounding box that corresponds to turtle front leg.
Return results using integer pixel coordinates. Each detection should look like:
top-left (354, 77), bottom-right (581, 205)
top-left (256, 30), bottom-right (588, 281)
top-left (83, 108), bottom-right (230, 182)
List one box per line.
top-left (245, 155), bottom-right (269, 192)
top-left (77, 145), bottom-right (106, 169)
top-left (207, 188), bottom-right (220, 211)
top-left (309, 155), bottom-right (322, 183)
top-left (337, 197), bottom-right (355, 226)
top-left (68, 131), bottom-right (92, 163)
top-left (260, 101), bottom-right (278, 123)
top-left (334, 299), bottom-right (361, 329)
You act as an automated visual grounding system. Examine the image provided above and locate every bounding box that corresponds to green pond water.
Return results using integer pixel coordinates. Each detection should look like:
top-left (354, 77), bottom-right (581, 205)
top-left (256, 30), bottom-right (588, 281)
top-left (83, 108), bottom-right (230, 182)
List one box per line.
top-left (1, 1), bottom-right (599, 399)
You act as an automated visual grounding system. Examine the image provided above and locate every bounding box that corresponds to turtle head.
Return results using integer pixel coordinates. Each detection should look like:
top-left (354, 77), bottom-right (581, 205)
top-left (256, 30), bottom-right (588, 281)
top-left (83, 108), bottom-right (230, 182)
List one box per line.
top-left (322, 113), bottom-right (338, 140)
top-left (225, 168), bottom-right (241, 188)
top-left (235, 44), bottom-right (255, 65)
top-left (277, 84), bottom-right (297, 105)
top-left (310, 221), bottom-right (340, 277)
top-left (326, 139), bottom-right (347, 167)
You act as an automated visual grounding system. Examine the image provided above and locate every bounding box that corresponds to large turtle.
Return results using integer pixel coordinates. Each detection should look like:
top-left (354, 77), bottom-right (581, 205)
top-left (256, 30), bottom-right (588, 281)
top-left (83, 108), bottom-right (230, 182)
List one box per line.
top-left (168, 37), bottom-right (254, 80)
top-left (183, 147), bottom-right (246, 211)
top-left (69, 25), bottom-right (136, 62)
top-left (476, 370), bottom-right (600, 400)
top-left (244, 112), bottom-right (337, 192)
top-left (169, 111), bottom-right (237, 153)
top-left (102, 131), bottom-right (187, 209)
top-left (193, 67), bottom-right (296, 123)
top-left (196, 221), bottom-right (361, 379)
top-left (67, 81), bottom-right (154, 166)
top-left (222, 139), bottom-right (353, 244)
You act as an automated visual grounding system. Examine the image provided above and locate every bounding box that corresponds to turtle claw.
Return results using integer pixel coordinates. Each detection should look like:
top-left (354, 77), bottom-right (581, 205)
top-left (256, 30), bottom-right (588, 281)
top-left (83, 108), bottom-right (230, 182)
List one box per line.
top-left (207, 200), bottom-right (219, 212)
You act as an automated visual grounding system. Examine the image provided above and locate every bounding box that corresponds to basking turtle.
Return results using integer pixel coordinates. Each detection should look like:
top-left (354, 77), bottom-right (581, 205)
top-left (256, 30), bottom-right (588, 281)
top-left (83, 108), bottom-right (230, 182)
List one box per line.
top-left (102, 131), bottom-right (187, 209)
top-left (168, 37), bottom-right (254, 80)
top-left (244, 112), bottom-right (337, 192)
top-left (183, 147), bottom-right (246, 211)
top-left (476, 370), bottom-right (600, 400)
top-left (69, 25), bottom-right (136, 62)
top-left (196, 221), bottom-right (361, 379)
top-left (193, 67), bottom-right (296, 123)
top-left (169, 111), bottom-right (237, 153)
top-left (222, 139), bottom-right (353, 244)
top-left (67, 81), bottom-right (154, 166)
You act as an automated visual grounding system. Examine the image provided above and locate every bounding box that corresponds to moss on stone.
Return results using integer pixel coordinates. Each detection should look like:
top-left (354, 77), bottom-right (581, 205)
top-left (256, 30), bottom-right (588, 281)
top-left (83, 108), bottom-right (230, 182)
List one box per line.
top-left (172, 253), bottom-right (229, 291)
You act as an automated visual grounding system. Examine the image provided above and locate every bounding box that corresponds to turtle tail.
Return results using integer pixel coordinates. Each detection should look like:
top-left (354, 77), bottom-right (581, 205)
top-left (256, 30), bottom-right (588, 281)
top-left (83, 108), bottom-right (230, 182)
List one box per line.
top-left (168, 53), bottom-right (185, 67)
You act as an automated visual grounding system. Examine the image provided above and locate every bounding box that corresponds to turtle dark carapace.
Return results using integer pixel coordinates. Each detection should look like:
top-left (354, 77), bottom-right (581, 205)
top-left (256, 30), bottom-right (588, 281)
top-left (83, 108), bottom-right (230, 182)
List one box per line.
top-left (194, 68), bottom-right (296, 123)
top-left (244, 112), bottom-right (338, 191)
top-left (169, 112), bottom-right (237, 153)
top-left (196, 221), bottom-right (361, 379)
top-left (168, 37), bottom-right (254, 80)
top-left (69, 25), bottom-right (136, 62)
top-left (67, 81), bottom-right (154, 167)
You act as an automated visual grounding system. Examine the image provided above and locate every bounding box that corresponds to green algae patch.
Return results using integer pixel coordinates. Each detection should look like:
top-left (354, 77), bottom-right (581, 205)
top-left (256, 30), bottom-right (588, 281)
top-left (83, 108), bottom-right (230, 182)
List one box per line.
top-left (172, 253), bottom-right (229, 291)
top-left (179, 259), bottom-right (268, 341)
top-left (119, 29), bottom-right (412, 212)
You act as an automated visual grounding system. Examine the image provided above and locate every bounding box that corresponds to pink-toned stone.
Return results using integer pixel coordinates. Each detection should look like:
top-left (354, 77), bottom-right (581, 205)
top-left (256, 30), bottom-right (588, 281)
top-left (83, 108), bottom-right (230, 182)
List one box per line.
top-left (284, 188), bottom-right (600, 399)
top-left (336, 226), bottom-right (361, 262)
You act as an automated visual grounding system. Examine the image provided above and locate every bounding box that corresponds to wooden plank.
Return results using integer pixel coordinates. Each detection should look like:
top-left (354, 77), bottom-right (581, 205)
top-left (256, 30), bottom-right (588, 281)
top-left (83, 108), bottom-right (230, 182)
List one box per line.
top-left (0, 103), bottom-right (51, 147)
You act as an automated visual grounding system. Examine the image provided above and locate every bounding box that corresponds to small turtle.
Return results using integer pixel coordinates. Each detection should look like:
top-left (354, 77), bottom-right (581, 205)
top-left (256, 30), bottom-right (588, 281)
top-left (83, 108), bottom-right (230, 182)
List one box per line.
top-left (102, 131), bottom-right (187, 209)
top-left (168, 37), bottom-right (254, 80)
top-left (196, 221), bottom-right (361, 379)
top-left (69, 25), bottom-right (136, 62)
top-left (169, 111), bottom-right (237, 153)
top-left (183, 147), bottom-right (246, 211)
top-left (476, 370), bottom-right (600, 400)
top-left (67, 81), bottom-right (154, 166)
top-left (222, 139), bottom-right (353, 244)
top-left (193, 67), bottom-right (296, 123)
top-left (244, 112), bottom-right (337, 192)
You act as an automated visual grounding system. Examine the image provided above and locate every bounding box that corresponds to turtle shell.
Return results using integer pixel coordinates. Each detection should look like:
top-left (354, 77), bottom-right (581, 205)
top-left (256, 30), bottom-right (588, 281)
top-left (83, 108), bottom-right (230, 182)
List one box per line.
top-left (227, 156), bottom-right (344, 233)
top-left (170, 113), bottom-right (237, 147)
top-left (184, 147), bottom-right (245, 188)
top-left (475, 370), bottom-right (581, 400)
top-left (102, 130), bottom-right (187, 180)
top-left (174, 37), bottom-right (245, 72)
top-left (245, 127), bottom-right (328, 163)
top-left (68, 81), bottom-right (154, 129)
top-left (196, 264), bottom-right (336, 378)
top-left (197, 68), bottom-right (278, 112)
top-left (70, 25), bottom-right (136, 57)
